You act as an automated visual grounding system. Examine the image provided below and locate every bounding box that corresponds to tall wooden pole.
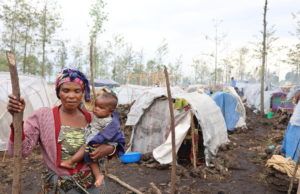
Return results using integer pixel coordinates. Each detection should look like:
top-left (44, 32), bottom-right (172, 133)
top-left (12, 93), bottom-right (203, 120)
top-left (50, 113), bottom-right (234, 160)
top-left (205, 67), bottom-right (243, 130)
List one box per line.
top-left (260, 0), bottom-right (267, 116)
top-left (191, 113), bottom-right (197, 169)
top-left (164, 66), bottom-right (176, 194)
top-left (6, 51), bottom-right (23, 194)
top-left (89, 38), bottom-right (96, 99)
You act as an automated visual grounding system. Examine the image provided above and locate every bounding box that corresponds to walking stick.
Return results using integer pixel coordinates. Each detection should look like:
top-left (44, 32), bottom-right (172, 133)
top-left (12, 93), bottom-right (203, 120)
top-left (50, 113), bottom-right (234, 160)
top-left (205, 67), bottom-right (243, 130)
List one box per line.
top-left (164, 66), bottom-right (177, 194)
top-left (6, 51), bottom-right (23, 194)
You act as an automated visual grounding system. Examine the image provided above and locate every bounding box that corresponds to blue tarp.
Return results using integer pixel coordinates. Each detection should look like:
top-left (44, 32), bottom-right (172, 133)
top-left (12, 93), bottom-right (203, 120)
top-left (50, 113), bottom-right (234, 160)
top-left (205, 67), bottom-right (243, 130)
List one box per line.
top-left (282, 123), bottom-right (300, 161)
top-left (212, 91), bottom-right (240, 131)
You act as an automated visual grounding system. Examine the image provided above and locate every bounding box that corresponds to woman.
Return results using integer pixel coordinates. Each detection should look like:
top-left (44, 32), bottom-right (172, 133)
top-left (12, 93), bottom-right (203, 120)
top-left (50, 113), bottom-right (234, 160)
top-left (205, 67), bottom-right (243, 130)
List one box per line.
top-left (7, 68), bottom-right (119, 193)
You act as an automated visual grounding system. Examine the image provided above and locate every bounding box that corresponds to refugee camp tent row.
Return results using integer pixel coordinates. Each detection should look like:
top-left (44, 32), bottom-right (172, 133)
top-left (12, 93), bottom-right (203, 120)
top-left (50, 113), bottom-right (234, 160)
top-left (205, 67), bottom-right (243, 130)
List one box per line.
top-left (126, 88), bottom-right (229, 166)
top-left (243, 83), bottom-right (291, 113)
top-left (212, 86), bottom-right (246, 131)
top-left (0, 72), bottom-right (54, 151)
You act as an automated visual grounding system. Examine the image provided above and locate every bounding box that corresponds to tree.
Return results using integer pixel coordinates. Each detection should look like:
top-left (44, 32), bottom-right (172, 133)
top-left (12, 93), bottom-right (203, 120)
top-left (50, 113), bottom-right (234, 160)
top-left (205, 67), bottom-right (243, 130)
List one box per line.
top-left (19, 2), bottom-right (39, 74)
top-left (1, 0), bottom-right (20, 53)
top-left (192, 58), bottom-right (210, 84)
top-left (260, 0), bottom-right (268, 115)
top-left (287, 44), bottom-right (300, 82)
top-left (0, 52), bottom-right (9, 71)
top-left (1, 0), bottom-right (39, 73)
top-left (155, 39), bottom-right (169, 70)
top-left (237, 47), bottom-right (249, 81)
top-left (38, 0), bottom-right (61, 78)
top-left (286, 12), bottom-right (300, 83)
top-left (55, 40), bottom-right (68, 70)
top-left (222, 57), bottom-right (234, 83)
top-left (167, 57), bottom-right (182, 85)
top-left (89, 0), bottom-right (107, 84)
top-left (26, 54), bottom-right (40, 75)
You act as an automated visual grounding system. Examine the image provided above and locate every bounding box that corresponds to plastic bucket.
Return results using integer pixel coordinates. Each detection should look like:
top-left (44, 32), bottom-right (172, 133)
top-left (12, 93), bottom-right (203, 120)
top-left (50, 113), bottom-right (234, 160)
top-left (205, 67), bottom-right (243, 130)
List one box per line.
top-left (266, 112), bottom-right (274, 119)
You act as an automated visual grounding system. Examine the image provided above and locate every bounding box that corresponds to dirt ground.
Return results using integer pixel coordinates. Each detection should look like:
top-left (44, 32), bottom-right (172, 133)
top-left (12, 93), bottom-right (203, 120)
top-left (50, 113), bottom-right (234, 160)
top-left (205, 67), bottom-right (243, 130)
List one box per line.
top-left (0, 106), bottom-right (294, 194)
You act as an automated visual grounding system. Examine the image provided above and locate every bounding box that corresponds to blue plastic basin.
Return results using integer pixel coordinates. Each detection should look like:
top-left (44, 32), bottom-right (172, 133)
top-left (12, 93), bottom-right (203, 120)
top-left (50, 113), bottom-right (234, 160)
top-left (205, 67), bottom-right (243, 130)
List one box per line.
top-left (119, 152), bottom-right (142, 164)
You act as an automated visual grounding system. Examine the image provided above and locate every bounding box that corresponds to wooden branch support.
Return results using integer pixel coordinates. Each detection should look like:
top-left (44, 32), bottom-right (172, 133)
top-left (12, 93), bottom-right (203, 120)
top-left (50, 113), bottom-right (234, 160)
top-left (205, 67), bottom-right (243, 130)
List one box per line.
top-left (297, 180), bottom-right (300, 194)
top-left (288, 139), bottom-right (300, 194)
top-left (2, 150), bottom-right (7, 162)
top-left (89, 38), bottom-right (96, 100)
top-left (150, 182), bottom-right (162, 194)
top-left (6, 51), bottom-right (23, 194)
top-left (106, 173), bottom-right (143, 194)
top-left (164, 66), bottom-right (177, 194)
top-left (190, 113), bottom-right (197, 169)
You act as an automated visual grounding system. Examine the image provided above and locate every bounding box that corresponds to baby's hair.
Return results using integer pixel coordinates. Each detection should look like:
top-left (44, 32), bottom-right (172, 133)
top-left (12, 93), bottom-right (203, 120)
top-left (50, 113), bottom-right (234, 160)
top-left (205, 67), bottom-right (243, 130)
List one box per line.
top-left (96, 91), bottom-right (118, 110)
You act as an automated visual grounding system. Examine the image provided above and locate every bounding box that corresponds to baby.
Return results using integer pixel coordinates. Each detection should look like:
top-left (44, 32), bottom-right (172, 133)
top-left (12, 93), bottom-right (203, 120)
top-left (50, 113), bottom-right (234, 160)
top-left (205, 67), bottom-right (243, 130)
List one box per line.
top-left (60, 91), bottom-right (125, 187)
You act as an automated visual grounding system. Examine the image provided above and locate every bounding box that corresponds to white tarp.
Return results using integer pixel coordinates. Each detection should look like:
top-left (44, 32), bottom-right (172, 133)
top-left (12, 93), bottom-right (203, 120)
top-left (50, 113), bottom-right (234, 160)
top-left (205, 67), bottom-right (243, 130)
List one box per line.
top-left (290, 102), bottom-right (300, 126)
top-left (153, 112), bottom-right (191, 164)
top-left (243, 83), bottom-right (282, 113)
top-left (125, 86), bottom-right (185, 126)
top-left (0, 72), bottom-right (54, 150)
top-left (127, 90), bottom-right (228, 166)
top-left (114, 84), bottom-right (150, 105)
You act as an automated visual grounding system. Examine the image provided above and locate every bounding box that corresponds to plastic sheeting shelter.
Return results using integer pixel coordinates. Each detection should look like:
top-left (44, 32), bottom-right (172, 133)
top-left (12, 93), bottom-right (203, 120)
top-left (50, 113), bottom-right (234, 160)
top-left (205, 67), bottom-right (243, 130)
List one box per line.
top-left (114, 85), bottom-right (150, 105)
top-left (212, 91), bottom-right (246, 131)
top-left (126, 89), bottom-right (228, 166)
top-left (282, 102), bottom-right (300, 161)
top-left (243, 83), bottom-right (283, 113)
top-left (0, 72), bottom-right (54, 150)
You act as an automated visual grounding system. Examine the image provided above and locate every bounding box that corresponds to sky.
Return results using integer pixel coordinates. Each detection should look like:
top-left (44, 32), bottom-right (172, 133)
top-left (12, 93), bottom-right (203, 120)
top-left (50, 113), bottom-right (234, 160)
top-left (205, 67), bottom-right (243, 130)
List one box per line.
top-left (58, 0), bottom-right (300, 79)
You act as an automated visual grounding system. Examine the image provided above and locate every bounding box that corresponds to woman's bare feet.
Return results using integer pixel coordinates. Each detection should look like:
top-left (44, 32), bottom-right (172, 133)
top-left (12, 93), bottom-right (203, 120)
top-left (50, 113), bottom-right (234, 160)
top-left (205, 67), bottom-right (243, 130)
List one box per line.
top-left (60, 159), bottom-right (75, 169)
top-left (94, 174), bottom-right (104, 187)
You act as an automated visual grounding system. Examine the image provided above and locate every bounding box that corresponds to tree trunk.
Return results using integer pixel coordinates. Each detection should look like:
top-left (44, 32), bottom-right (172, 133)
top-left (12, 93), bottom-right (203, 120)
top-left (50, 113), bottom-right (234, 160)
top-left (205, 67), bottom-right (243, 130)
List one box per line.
top-left (260, 0), bottom-right (268, 116)
top-left (23, 28), bottom-right (29, 74)
top-left (41, 3), bottom-right (47, 78)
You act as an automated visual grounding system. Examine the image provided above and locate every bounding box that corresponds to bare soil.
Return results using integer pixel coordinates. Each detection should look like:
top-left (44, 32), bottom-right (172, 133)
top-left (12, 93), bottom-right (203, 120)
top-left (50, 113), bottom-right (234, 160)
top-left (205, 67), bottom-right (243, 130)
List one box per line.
top-left (0, 107), bottom-right (293, 194)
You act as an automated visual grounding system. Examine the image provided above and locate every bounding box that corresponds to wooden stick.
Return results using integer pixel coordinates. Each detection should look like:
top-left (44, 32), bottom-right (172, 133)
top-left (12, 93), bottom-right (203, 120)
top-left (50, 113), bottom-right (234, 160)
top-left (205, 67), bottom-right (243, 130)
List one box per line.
top-left (2, 150), bottom-right (7, 162)
top-left (190, 113), bottom-right (197, 169)
top-left (106, 173), bottom-right (143, 194)
top-left (163, 66), bottom-right (177, 194)
top-left (89, 38), bottom-right (96, 100)
top-left (150, 182), bottom-right (162, 194)
top-left (6, 51), bottom-right (23, 194)
top-left (288, 139), bottom-right (300, 194)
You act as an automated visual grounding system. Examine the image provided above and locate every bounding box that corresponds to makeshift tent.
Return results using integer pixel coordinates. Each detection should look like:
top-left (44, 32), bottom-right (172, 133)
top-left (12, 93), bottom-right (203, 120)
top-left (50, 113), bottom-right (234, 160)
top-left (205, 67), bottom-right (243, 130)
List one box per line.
top-left (114, 84), bottom-right (151, 105)
top-left (243, 83), bottom-right (283, 113)
top-left (0, 72), bottom-right (54, 151)
top-left (126, 89), bottom-right (228, 166)
top-left (270, 92), bottom-right (293, 112)
top-left (212, 89), bottom-right (246, 131)
top-left (282, 103), bottom-right (300, 161)
top-left (185, 84), bottom-right (211, 95)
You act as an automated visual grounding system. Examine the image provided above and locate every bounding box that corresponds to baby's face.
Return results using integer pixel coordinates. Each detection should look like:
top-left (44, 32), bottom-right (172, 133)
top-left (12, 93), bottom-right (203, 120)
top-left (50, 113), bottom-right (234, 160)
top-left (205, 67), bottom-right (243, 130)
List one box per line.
top-left (93, 98), bottom-right (112, 118)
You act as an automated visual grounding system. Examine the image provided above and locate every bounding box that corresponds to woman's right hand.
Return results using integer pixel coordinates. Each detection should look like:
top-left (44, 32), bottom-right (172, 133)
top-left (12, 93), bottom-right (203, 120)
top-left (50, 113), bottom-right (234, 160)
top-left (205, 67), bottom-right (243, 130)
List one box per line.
top-left (7, 95), bottom-right (25, 115)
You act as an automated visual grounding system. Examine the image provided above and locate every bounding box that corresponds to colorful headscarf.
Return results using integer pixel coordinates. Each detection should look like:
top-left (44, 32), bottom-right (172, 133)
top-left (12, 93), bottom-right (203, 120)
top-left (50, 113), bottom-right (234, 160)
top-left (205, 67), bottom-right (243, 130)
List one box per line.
top-left (55, 68), bottom-right (91, 101)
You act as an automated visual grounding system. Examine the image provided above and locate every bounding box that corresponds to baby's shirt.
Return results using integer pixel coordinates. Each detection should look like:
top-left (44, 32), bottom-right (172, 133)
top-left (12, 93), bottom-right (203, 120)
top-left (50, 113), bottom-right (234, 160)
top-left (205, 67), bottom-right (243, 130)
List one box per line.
top-left (84, 116), bottom-right (112, 144)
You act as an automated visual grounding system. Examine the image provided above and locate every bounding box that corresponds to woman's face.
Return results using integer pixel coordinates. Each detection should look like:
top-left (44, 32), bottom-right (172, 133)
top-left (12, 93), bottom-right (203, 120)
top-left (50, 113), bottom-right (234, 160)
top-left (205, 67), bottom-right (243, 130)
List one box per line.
top-left (59, 82), bottom-right (84, 110)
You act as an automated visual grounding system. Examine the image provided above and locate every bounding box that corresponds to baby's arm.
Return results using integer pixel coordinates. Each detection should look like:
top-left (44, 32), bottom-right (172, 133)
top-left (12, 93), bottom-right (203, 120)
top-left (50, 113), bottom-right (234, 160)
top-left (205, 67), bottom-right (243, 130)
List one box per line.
top-left (89, 112), bottom-right (120, 145)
